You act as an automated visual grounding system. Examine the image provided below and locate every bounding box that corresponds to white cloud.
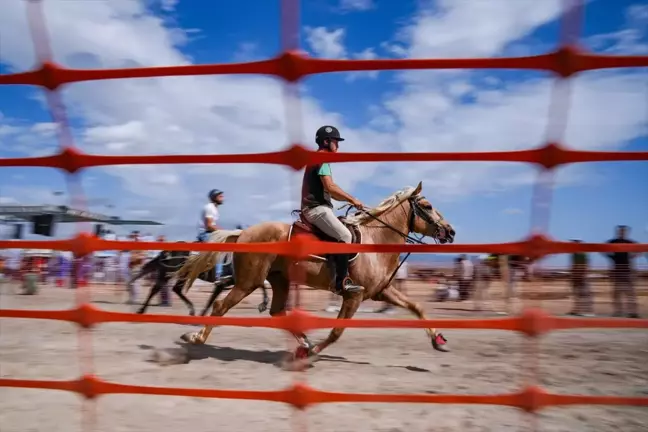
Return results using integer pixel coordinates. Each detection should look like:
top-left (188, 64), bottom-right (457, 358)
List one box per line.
top-left (338, 0), bottom-right (375, 12)
top-left (232, 42), bottom-right (261, 62)
top-left (303, 27), bottom-right (380, 81)
top-left (366, 0), bottom-right (647, 198)
top-left (346, 47), bottom-right (379, 81)
top-left (585, 4), bottom-right (648, 54)
top-left (304, 26), bottom-right (348, 59)
top-left (627, 4), bottom-right (648, 24)
top-left (129, 209), bottom-right (152, 217)
top-left (0, 197), bottom-right (18, 205)
top-left (0, 0), bottom-right (645, 241)
top-left (380, 41), bottom-right (408, 58)
top-left (159, 0), bottom-right (179, 13)
top-left (0, 124), bottom-right (21, 138)
top-left (0, 186), bottom-right (66, 207)
top-left (588, 29), bottom-right (648, 54)
top-left (401, 0), bottom-right (563, 59)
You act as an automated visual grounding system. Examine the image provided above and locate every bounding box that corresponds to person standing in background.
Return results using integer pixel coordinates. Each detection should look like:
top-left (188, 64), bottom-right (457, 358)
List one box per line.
top-left (118, 249), bottom-right (130, 286)
top-left (604, 225), bottom-right (639, 318)
top-left (395, 259), bottom-right (408, 294)
top-left (123, 231), bottom-right (141, 304)
top-left (568, 240), bottom-right (594, 317)
top-left (473, 254), bottom-right (493, 311)
top-left (102, 230), bottom-right (118, 284)
top-left (478, 254), bottom-right (516, 315)
top-left (500, 254), bottom-right (532, 315)
top-left (4, 248), bottom-right (22, 282)
top-left (457, 254), bottom-right (473, 301)
top-left (154, 235), bottom-right (170, 307)
top-left (141, 232), bottom-right (157, 283)
top-left (0, 254), bottom-right (6, 283)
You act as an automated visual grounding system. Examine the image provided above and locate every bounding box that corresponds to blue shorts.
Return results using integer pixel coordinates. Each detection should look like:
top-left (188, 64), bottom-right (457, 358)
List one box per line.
top-left (197, 232), bottom-right (211, 243)
top-left (196, 232), bottom-right (223, 278)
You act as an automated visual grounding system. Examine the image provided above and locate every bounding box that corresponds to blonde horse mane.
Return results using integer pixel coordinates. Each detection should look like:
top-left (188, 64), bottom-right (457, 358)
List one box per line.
top-left (344, 186), bottom-right (418, 225)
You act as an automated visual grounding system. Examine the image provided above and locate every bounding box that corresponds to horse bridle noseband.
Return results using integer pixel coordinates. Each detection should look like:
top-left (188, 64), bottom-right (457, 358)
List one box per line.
top-left (407, 195), bottom-right (447, 243)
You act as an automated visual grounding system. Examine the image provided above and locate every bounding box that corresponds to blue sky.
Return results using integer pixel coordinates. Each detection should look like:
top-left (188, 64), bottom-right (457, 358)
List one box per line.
top-left (0, 0), bottom-right (646, 268)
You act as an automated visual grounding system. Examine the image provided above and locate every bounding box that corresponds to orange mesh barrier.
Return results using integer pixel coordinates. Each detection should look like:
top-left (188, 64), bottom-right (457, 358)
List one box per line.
top-left (1, 0), bottom-right (648, 431)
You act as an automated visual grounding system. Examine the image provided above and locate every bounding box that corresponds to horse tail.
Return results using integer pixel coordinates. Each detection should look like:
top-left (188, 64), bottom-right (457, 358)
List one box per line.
top-left (172, 230), bottom-right (242, 292)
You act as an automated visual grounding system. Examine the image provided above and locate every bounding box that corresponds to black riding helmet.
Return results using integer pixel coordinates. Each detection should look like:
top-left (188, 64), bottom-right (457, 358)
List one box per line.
top-left (208, 189), bottom-right (223, 200)
top-left (315, 125), bottom-right (345, 148)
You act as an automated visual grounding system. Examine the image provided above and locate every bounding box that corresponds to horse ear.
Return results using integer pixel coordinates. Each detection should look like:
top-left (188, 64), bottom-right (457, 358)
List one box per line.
top-left (413, 181), bottom-right (423, 195)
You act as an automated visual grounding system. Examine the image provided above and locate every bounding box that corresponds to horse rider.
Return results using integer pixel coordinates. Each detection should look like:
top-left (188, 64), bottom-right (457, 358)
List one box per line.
top-left (300, 125), bottom-right (365, 295)
top-left (197, 189), bottom-right (224, 243)
top-left (196, 189), bottom-right (226, 279)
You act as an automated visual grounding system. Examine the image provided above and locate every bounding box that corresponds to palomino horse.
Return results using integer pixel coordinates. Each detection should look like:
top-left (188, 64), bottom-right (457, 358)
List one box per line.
top-left (175, 182), bottom-right (455, 361)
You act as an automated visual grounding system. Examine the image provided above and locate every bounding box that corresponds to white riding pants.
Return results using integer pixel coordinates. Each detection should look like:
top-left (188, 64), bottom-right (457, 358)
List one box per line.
top-left (302, 205), bottom-right (352, 243)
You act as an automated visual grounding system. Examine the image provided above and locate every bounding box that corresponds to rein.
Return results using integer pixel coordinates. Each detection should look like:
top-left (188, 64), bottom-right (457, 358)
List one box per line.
top-left (158, 251), bottom-right (190, 271)
top-left (339, 195), bottom-right (441, 288)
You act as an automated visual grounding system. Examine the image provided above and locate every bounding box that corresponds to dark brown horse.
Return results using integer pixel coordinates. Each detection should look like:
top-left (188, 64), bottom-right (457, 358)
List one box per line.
top-left (130, 249), bottom-right (270, 316)
top-left (175, 182), bottom-right (455, 362)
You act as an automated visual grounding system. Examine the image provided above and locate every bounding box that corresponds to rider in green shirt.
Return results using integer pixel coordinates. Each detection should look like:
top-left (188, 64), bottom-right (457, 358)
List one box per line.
top-left (300, 125), bottom-right (365, 295)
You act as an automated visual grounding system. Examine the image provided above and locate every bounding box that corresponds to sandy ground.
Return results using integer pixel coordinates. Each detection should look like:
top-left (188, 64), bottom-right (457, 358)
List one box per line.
top-left (1, 279), bottom-right (647, 432)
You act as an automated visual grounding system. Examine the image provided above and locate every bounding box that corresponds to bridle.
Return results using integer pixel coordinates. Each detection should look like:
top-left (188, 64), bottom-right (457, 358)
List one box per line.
top-left (407, 195), bottom-right (448, 243)
top-left (342, 194), bottom-right (446, 246)
top-left (341, 194), bottom-right (450, 287)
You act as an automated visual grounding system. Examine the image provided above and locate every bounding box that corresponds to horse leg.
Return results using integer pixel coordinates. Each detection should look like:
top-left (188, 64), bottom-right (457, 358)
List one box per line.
top-left (258, 282), bottom-right (270, 313)
top-left (180, 283), bottom-right (257, 344)
top-left (377, 285), bottom-right (449, 352)
top-left (137, 279), bottom-right (164, 314)
top-left (263, 272), bottom-right (313, 348)
top-left (200, 279), bottom-right (228, 316)
top-left (172, 278), bottom-right (195, 316)
top-left (310, 291), bottom-right (363, 355)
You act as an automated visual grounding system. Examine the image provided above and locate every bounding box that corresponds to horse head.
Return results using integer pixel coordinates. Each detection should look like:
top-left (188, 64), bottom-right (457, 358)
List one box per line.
top-left (408, 181), bottom-right (455, 244)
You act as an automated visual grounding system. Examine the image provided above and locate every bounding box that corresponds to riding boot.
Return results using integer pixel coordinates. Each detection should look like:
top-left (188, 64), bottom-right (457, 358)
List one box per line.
top-left (334, 253), bottom-right (363, 294)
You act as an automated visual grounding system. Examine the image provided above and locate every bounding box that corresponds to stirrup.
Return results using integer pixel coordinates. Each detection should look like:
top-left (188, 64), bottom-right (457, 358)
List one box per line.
top-left (336, 277), bottom-right (363, 295)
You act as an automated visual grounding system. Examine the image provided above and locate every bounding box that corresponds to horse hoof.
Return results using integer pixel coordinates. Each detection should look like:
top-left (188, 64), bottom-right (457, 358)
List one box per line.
top-left (295, 346), bottom-right (310, 360)
top-left (258, 303), bottom-right (268, 313)
top-left (189, 309), bottom-right (196, 316)
top-left (280, 348), bottom-right (318, 371)
top-left (180, 332), bottom-right (202, 344)
top-left (432, 333), bottom-right (449, 352)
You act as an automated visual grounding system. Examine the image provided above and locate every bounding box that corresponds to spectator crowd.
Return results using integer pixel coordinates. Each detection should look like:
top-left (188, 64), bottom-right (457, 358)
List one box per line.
top-left (1, 225), bottom-right (645, 318)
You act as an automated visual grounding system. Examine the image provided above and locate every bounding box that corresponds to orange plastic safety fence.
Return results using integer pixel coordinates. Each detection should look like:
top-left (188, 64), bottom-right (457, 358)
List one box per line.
top-left (1, 0), bottom-right (648, 431)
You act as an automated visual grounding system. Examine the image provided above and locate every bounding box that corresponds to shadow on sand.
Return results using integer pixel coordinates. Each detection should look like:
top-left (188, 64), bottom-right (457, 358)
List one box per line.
top-left (139, 342), bottom-right (432, 372)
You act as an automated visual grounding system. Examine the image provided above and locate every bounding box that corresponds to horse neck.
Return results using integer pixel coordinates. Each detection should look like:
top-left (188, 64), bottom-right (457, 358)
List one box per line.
top-left (361, 199), bottom-right (411, 245)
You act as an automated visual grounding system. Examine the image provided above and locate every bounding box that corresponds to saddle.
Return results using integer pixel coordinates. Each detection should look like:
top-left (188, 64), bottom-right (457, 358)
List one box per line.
top-left (289, 210), bottom-right (361, 262)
